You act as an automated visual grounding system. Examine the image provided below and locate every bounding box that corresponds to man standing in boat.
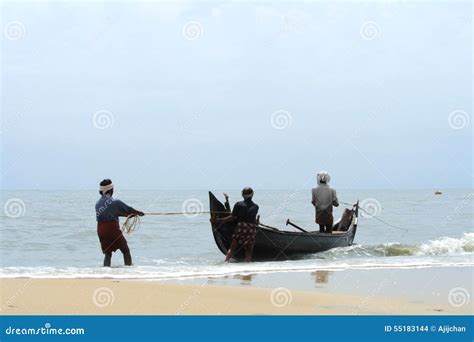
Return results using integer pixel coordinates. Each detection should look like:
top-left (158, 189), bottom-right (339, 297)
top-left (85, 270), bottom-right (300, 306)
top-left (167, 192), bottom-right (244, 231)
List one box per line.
top-left (95, 179), bottom-right (144, 267)
top-left (312, 171), bottom-right (339, 233)
top-left (210, 187), bottom-right (259, 262)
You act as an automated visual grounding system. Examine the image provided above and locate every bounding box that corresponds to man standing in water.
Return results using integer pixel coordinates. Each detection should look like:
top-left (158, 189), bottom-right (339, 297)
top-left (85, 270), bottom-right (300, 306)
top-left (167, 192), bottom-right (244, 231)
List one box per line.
top-left (95, 179), bottom-right (144, 267)
top-left (312, 171), bottom-right (339, 233)
top-left (211, 187), bottom-right (259, 262)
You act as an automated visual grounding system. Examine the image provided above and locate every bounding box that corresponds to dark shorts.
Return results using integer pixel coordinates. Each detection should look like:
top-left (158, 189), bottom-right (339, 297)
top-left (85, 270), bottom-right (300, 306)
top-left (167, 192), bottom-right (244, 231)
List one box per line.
top-left (316, 210), bottom-right (334, 226)
top-left (97, 220), bottom-right (129, 254)
top-left (233, 222), bottom-right (257, 247)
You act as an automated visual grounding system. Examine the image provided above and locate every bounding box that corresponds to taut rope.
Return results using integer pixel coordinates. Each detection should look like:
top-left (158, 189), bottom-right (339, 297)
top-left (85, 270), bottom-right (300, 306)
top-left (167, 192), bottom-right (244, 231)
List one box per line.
top-left (121, 211), bottom-right (229, 234)
top-left (340, 201), bottom-right (408, 232)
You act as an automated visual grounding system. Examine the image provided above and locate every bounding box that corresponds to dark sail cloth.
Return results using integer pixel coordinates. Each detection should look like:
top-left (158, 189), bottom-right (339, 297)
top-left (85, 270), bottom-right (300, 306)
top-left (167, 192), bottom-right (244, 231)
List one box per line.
top-left (97, 220), bottom-right (129, 254)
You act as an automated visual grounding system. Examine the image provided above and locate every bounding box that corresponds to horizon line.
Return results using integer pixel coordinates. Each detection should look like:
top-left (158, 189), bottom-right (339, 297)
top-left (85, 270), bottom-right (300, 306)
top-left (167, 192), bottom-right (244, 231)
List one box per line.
top-left (1, 187), bottom-right (472, 192)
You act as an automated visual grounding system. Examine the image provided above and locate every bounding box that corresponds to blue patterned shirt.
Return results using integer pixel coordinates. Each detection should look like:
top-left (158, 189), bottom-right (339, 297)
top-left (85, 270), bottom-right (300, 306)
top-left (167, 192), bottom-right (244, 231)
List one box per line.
top-left (95, 195), bottom-right (137, 222)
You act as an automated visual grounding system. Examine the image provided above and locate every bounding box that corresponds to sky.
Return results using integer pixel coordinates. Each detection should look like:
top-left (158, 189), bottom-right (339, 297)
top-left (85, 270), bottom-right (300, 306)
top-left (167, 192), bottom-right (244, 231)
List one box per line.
top-left (1, 0), bottom-right (472, 190)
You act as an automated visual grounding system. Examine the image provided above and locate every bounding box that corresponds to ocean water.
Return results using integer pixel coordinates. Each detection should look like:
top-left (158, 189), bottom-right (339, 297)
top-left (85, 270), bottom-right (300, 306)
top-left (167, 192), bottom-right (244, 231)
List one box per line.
top-left (0, 190), bottom-right (472, 280)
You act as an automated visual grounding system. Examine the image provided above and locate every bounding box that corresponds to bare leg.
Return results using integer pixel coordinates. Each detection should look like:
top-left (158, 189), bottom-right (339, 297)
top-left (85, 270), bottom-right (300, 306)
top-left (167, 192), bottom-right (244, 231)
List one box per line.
top-left (244, 245), bottom-right (253, 262)
top-left (327, 215), bottom-right (334, 234)
top-left (225, 239), bottom-right (239, 262)
top-left (120, 246), bottom-right (133, 266)
top-left (103, 252), bottom-right (112, 267)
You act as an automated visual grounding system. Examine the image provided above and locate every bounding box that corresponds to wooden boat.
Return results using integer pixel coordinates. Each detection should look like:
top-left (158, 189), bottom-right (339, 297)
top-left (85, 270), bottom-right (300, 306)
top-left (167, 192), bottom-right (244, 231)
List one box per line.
top-left (209, 191), bottom-right (359, 261)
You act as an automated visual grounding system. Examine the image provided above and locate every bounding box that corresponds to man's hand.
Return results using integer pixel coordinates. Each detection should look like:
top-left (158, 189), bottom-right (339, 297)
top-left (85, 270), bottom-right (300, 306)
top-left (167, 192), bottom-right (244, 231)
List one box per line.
top-left (137, 211), bottom-right (145, 216)
top-left (223, 193), bottom-right (229, 200)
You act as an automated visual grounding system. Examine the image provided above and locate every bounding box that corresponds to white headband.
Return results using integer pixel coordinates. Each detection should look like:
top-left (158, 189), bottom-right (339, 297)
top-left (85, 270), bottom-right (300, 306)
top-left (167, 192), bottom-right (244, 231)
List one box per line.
top-left (317, 171), bottom-right (331, 184)
top-left (100, 183), bottom-right (114, 192)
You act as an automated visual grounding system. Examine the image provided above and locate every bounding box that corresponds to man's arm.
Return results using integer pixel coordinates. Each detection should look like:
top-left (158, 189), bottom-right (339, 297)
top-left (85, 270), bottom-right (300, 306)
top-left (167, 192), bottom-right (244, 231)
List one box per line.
top-left (212, 215), bottom-right (235, 224)
top-left (210, 202), bottom-right (238, 224)
top-left (223, 193), bottom-right (231, 212)
top-left (116, 200), bottom-right (145, 217)
top-left (332, 189), bottom-right (339, 207)
top-left (311, 189), bottom-right (316, 206)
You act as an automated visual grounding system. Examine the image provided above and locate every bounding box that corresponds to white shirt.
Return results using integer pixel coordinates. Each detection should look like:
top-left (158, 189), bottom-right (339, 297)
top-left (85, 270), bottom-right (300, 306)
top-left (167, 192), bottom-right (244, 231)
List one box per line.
top-left (311, 184), bottom-right (339, 212)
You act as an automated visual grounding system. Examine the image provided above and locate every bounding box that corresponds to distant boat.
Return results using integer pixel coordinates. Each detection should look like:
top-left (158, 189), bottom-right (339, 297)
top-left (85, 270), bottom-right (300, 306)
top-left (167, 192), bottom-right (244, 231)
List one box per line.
top-left (434, 190), bottom-right (442, 195)
top-left (208, 191), bottom-right (359, 261)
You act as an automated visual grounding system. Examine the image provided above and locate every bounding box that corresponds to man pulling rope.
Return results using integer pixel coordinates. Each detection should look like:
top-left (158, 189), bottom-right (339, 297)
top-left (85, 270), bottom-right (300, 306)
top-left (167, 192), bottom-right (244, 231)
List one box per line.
top-left (95, 179), bottom-right (145, 267)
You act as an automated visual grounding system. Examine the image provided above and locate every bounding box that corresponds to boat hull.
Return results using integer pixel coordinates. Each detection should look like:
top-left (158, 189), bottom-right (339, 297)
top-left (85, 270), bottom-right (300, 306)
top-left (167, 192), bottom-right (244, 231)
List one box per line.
top-left (209, 192), bottom-right (358, 261)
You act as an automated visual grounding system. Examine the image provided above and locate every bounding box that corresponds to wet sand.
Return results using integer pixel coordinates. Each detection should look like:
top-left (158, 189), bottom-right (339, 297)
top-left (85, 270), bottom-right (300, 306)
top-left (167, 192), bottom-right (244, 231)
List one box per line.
top-left (1, 277), bottom-right (470, 315)
top-left (169, 266), bottom-right (473, 307)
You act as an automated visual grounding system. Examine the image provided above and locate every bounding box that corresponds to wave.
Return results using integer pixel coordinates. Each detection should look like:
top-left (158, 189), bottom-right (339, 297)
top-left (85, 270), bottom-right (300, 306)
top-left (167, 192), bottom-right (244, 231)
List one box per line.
top-left (417, 233), bottom-right (474, 255)
top-left (1, 234), bottom-right (472, 280)
top-left (0, 258), bottom-right (472, 280)
top-left (319, 232), bottom-right (474, 259)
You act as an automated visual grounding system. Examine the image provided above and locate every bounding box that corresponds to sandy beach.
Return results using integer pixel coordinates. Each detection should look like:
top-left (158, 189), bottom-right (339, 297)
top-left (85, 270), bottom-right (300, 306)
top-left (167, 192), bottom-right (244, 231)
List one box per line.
top-left (1, 277), bottom-right (469, 316)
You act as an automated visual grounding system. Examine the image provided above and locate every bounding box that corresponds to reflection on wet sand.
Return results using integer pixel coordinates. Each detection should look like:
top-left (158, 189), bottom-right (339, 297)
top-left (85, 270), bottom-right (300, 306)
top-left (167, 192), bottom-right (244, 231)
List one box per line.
top-left (235, 274), bottom-right (253, 285)
top-left (312, 270), bottom-right (333, 286)
top-left (213, 273), bottom-right (254, 286)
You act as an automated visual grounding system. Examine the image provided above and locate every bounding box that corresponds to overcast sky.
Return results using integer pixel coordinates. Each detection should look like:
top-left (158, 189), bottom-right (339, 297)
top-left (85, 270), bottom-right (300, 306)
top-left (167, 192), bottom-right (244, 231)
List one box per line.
top-left (1, 1), bottom-right (472, 190)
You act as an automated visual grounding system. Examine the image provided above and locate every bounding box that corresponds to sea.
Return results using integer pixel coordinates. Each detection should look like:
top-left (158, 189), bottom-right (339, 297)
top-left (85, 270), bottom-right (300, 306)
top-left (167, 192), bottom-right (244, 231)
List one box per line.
top-left (1, 189), bottom-right (473, 282)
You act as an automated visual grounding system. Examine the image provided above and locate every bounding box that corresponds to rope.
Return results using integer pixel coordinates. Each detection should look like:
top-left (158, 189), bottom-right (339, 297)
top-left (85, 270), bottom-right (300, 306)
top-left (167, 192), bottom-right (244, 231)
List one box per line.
top-left (144, 211), bottom-right (217, 216)
top-left (340, 201), bottom-right (357, 207)
top-left (122, 202), bottom-right (408, 235)
top-left (122, 215), bottom-right (141, 234)
top-left (121, 211), bottom-right (230, 234)
top-left (340, 201), bottom-right (408, 232)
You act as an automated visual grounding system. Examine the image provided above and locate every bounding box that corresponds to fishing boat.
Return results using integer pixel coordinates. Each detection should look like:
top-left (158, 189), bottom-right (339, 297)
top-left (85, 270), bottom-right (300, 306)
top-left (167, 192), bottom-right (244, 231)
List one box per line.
top-left (209, 191), bottom-right (359, 261)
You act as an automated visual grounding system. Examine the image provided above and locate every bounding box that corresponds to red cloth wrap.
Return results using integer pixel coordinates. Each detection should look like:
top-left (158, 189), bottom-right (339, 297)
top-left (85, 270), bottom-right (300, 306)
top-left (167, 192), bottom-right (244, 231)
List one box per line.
top-left (233, 222), bottom-right (257, 247)
top-left (97, 220), bottom-right (129, 254)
